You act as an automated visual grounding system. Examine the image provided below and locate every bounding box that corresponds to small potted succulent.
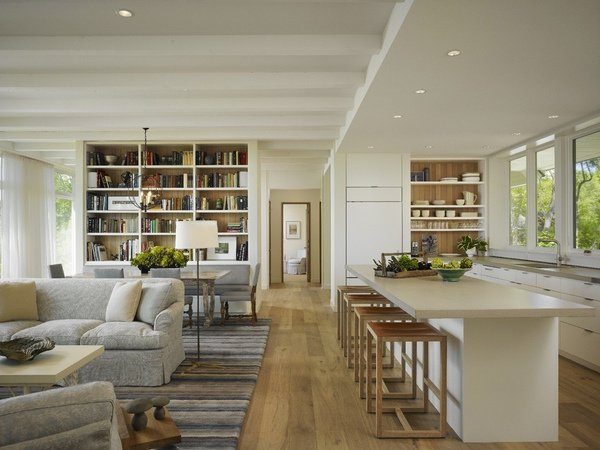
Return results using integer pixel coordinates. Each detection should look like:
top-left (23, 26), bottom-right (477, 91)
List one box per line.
top-left (373, 259), bottom-right (384, 277)
top-left (131, 246), bottom-right (188, 274)
top-left (457, 235), bottom-right (478, 257)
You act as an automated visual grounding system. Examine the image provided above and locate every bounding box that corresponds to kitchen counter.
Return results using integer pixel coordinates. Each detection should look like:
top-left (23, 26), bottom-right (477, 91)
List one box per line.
top-left (472, 256), bottom-right (600, 283)
top-left (347, 264), bottom-right (593, 320)
top-left (346, 264), bottom-right (593, 443)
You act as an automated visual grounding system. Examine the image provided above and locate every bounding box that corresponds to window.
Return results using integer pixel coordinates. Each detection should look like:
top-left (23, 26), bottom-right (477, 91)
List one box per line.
top-left (573, 131), bottom-right (600, 250)
top-left (55, 172), bottom-right (74, 274)
top-left (536, 147), bottom-right (556, 246)
top-left (509, 156), bottom-right (527, 246)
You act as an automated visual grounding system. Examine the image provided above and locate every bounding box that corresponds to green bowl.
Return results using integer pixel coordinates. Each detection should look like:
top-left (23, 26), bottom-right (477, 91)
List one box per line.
top-left (433, 268), bottom-right (471, 282)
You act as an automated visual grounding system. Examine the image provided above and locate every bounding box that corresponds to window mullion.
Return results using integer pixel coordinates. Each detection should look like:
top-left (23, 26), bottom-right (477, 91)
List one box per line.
top-left (526, 150), bottom-right (537, 250)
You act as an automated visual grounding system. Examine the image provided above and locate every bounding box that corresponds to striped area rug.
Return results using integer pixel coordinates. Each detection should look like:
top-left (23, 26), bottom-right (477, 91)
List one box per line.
top-left (116, 319), bottom-right (270, 449)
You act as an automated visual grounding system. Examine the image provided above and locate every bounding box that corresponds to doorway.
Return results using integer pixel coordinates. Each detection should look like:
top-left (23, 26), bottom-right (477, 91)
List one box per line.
top-left (282, 202), bottom-right (310, 285)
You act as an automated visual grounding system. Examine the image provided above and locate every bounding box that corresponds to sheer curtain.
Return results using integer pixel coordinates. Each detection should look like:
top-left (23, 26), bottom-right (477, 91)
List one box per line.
top-left (1, 153), bottom-right (56, 278)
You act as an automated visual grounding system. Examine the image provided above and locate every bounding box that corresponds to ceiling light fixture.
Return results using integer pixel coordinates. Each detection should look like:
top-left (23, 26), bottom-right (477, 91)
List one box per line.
top-left (548, 115), bottom-right (559, 119)
top-left (117, 9), bottom-right (133, 17)
top-left (425, 145), bottom-right (433, 149)
top-left (367, 146), bottom-right (375, 149)
top-left (512, 132), bottom-right (521, 136)
top-left (447, 50), bottom-right (461, 57)
top-left (415, 89), bottom-right (427, 94)
top-left (393, 115), bottom-right (403, 119)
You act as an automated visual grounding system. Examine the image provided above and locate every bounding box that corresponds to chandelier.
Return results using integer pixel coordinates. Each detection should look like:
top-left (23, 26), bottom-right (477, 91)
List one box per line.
top-left (123, 127), bottom-right (162, 212)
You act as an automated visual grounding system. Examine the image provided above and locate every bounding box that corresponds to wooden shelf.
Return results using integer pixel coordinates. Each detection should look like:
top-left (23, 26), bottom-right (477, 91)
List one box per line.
top-left (141, 187), bottom-right (192, 191)
top-left (411, 217), bottom-right (484, 220)
top-left (218, 232), bottom-right (248, 236)
top-left (87, 165), bottom-right (139, 170)
top-left (142, 165), bottom-right (194, 169)
top-left (197, 210), bottom-right (248, 213)
top-left (88, 232), bottom-right (138, 236)
top-left (144, 210), bottom-right (194, 214)
top-left (411, 228), bottom-right (485, 232)
top-left (411, 205), bottom-right (485, 208)
top-left (87, 188), bottom-right (133, 191)
top-left (411, 181), bottom-right (483, 185)
top-left (196, 165), bottom-right (248, 169)
top-left (142, 232), bottom-right (175, 236)
top-left (87, 210), bottom-right (139, 214)
top-left (195, 187), bottom-right (247, 191)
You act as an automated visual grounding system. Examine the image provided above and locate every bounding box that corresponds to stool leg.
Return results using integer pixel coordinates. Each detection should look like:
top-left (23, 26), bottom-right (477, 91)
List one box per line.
top-left (354, 312), bottom-right (360, 381)
top-left (346, 305), bottom-right (353, 368)
top-left (336, 290), bottom-right (341, 342)
top-left (411, 341), bottom-right (417, 399)
top-left (423, 341), bottom-right (429, 413)
top-left (359, 318), bottom-right (366, 399)
top-left (341, 299), bottom-right (347, 353)
top-left (375, 337), bottom-right (384, 437)
top-left (366, 331), bottom-right (373, 413)
top-left (440, 338), bottom-right (447, 436)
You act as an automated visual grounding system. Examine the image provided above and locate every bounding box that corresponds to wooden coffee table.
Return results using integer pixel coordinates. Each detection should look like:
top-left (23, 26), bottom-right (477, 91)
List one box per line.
top-left (118, 404), bottom-right (182, 450)
top-left (0, 344), bottom-right (104, 394)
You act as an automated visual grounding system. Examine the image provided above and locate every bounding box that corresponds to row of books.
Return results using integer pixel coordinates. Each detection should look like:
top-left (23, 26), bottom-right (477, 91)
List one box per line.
top-left (196, 151), bottom-right (247, 166)
top-left (226, 218), bottom-right (247, 233)
top-left (87, 193), bottom-right (112, 210)
top-left (236, 241), bottom-right (249, 261)
top-left (141, 218), bottom-right (177, 233)
top-left (87, 151), bottom-right (138, 166)
top-left (156, 195), bottom-right (193, 211)
top-left (87, 218), bottom-right (137, 234)
top-left (197, 171), bottom-right (248, 188)
top-left (143, 173), bottom-right (192, 188)
top-left (196, 195), bottom-right (248, 211)
top-left (142, 150), bottom-right (193, 166)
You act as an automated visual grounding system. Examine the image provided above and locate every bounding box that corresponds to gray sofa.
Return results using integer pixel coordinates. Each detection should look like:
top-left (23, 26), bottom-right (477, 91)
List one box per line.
top-left (0, 278), bottom-right (185, 386)
top-left (0, 381), bottom-right (122, 450)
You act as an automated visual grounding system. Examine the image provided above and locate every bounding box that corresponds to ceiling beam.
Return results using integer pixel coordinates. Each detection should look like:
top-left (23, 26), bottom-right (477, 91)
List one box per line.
top-left (260, 157), bottom-right (329, 165)
top-left (0, 72), bottom-right (364, 91)
top-left (0, 35), bottom-right (381, 57)
top-left (13, 141), bottom-right (75, 152)
top-left (260, 150), bottom-right (331, 159)
top-left (259, 140), bottom-right (334, 151)
top-left (0, 97), bottom-right (352, 114)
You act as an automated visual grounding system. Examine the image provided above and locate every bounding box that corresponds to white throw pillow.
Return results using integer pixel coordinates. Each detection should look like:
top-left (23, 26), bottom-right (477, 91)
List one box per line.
top-left (105, 280), bottom-right (142, 322)
top-left (0, 281), bottom-right (39, 322)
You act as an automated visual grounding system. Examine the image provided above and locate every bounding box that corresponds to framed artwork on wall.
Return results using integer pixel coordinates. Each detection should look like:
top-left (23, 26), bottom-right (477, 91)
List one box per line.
top-left (285, 221), bottom-right (301, 239)
top-left (207, 236), bottom-right (237, 260)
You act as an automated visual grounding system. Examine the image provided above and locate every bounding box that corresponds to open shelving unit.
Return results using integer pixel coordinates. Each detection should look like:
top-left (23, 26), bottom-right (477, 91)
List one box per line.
top-left (410, 158), bottom-right (487, 255)
top-left (84, 141), bottom-right (250, 266)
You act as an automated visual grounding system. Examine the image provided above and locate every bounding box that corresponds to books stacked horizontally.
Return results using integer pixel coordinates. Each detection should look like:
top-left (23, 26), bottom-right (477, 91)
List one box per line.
top-left (226, 220), bottom-right (246, 233)
top-left (461, 172), bottom-right (481, 182)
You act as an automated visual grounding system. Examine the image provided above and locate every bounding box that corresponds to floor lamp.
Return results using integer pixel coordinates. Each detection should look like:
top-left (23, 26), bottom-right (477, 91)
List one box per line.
top-left (175, 220), bottom-right (218, 362)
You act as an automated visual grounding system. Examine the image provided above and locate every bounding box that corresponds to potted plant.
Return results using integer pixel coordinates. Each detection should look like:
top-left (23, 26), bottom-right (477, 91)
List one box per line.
top-left (131, 246), bottom-right (188, 274)
top-left (457, 235), bottom-right (478, 257)
top-left (373, 259), bottom-right (384, 277)
top-left (431, 257), bottom-right (473, 282)
top-left (475, 238), bottom-right (488, 256)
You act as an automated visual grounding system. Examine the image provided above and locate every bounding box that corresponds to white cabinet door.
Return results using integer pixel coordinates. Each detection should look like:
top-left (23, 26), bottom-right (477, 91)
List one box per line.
top-left (346, 202), bottom-right (402, 266)
top-left (560, 293), bottom-right (600, 334)
top-left (560, 322), bottom-right (600, 369)
top-left (536, 273), bottom-right (562, 293)
top-left (561, 278), bottom-right (600, 301)
top-left (347, 153), bottom-right (403, 187)
top-left (516, 270), bottom-right (537, 286)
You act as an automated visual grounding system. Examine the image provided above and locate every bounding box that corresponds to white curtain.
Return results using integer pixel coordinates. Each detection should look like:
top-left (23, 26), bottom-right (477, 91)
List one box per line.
top-left (1, 153), bottom-right (56, 278)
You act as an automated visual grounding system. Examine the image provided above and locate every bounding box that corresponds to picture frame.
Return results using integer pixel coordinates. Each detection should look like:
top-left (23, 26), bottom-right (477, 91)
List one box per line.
top-left (207, 236), bottom-right (237, 260)
top-left (285, 221), bottom-right (301, 239)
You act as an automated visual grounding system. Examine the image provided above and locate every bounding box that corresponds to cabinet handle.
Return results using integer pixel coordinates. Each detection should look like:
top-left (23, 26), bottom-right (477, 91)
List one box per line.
top-left (521, 272), bottom-right (528, 275)
top-left (584, 297), bottom-right (595, 302)
top-left (510, 281), bottom-right (521, 285)
top-left (543, 288), bottom-right (552, 292)
top-left (584, 282), bottom-right (593, 286)
top-left (584, 329), bottom-right (594, 333)
top-left (484, 268), bottom-right (493, 271)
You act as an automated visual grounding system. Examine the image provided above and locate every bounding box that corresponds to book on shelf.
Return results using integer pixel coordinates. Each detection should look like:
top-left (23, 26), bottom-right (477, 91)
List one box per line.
top-left (236, 241), bottom-right (248, 261)
top-left (197, 172), bottom-right (244, 188)
top-left (87, 242), bottom-right (108, 261)
top-left (87, 217), bottom-right (137, 233)
top-left (143, 173), bottom-right (191, 188)
top-left (226, 217), bottom-right (247, 233)
top-left (87, 151), bottom-right (139, 166)
top-left (153, 195), bottom-right (192, 211)
top-left (88, 170), bottom-right (115, 189)
top-left (142, 218), bottom-right (177, 233)
top-left (195, 195), bottom-right (248, 211)
top-left (142, 150), bottom-right (193, 166)
top-left (196, 150), bottom-right (247, 166)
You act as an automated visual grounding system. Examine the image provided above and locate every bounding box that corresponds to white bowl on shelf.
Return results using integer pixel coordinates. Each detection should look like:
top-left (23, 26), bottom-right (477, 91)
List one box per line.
top-left (432, 200), bottom-right (446, 205)
top-left (435, 210), bottom-right (445, 218)
top-left (446, 210), bottom-right (456, 217)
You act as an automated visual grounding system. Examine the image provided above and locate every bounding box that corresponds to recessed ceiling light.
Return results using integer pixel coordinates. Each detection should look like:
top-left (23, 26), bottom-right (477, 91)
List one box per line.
top-left (548, 115), bottom-right (559, 119)
top-left (415, 89), bottom-right (427, 94)
top-left (447, 50), bottom-right (461, 57)
top-left (482, 145), bottom-right (489, 150)
top-left (367, 146), bottom-right (374, 149)
top-left (393, 115), bottom-right (403, 119)
top-left (425, 145), bottom-right (433, 149)
top-left (512, 132), bottom-right (521, 136)
top-left (117, 9), bottom-right (133, 17)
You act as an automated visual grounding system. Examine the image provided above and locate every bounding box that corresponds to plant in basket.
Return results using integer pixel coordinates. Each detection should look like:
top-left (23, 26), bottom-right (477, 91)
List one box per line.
top-left (131, 246), bottom-right (188, 274)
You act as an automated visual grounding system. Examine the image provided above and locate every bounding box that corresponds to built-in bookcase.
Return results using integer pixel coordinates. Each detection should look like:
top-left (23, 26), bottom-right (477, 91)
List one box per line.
top-left (83, 141), bottom-right (251, 267)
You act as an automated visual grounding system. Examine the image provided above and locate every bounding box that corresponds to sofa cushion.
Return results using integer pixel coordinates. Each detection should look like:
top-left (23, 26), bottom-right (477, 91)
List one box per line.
top-left (136, 282), bottom-right (175, 325)
top-left (81, 322), bottom-right (167, 350)
top-left (105, 281), bottom-right (142, 322)
top-left (0, 320), bottom-right (42, 341)
top-left (0, 281), bottom-right (39, 322)
top-left (13, 319), bottom-right (104, 345)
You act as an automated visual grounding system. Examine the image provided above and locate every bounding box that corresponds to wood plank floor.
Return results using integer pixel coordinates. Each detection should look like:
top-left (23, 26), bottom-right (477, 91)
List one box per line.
top-left (239, 283), bottom-right (600, 449)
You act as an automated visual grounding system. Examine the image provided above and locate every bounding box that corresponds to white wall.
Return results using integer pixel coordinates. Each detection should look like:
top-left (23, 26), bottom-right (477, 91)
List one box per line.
top-left (321, 166), bottom-right (332, 288)
top-left (283, 203), bottom-right (307, 262)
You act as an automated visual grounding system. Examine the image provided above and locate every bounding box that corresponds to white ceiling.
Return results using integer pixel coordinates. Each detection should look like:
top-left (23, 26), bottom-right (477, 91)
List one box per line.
top-left (338, 0), bottom-right (600, 155)
top-left (1, 0), bottom-right (599, 167)
top-left (0, 0), bottom-right (396, 166)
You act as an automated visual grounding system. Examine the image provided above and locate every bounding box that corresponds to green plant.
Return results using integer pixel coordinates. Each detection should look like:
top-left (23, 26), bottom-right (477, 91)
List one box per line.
top-left (456, 235), bottom-right (477, 252)
top-left (475, 239), bottom-right (488, 253)
top-left (373, 259), bottom-right (383, 270)
top-left (387, 255), bottom-right (419, 272)
top-left (431, 257), bottom-right (473, 269)
top-left (130, 246), bottom-right (188, 269)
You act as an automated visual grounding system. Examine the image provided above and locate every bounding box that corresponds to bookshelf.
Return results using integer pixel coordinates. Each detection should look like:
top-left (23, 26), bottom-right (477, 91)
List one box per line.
top-left (83, 141), bottom-right (252, 267)
top-left (410, 158), bottom-right (487, 255)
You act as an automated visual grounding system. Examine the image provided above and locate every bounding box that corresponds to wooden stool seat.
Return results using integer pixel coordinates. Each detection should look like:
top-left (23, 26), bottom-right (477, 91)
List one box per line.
top-left (354, 306), bottom-right (414, 396)
top-left (336, 285), bottom-right (377, 346)
top-left (366, 321), bottom-right (447, 439)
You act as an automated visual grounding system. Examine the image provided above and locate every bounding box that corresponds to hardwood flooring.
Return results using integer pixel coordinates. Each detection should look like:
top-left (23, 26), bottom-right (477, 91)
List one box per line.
top-left (239, 283), bottom-right (600, 449)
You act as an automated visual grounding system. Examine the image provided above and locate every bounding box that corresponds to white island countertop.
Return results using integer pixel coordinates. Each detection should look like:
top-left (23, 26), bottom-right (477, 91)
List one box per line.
top-left (347, 265), bottom-right (594, 320)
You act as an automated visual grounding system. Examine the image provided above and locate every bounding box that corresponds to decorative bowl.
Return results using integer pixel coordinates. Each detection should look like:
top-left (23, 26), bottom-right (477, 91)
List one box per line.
top-left (433, 268), bottom-right (471, 282)
top-left (432, 200), bottom-right (446, 205)
top-left (105, 155), bottom-right (119, 165)
top-left (0, 337), bottom-right (55, 362)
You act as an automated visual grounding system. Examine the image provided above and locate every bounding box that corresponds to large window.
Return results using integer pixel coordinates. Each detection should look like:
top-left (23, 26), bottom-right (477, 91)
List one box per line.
top-left (55, 172), bottom-right (74, 274)
top-left (573, 131), bottom-right (600, 250)
top-left (536, 147), bottom-right (556, 246)
top-left (509, 156), bottom-right (527, 246)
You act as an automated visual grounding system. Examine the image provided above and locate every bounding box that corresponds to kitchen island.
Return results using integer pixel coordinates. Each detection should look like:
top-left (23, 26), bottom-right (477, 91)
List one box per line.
top-left (347, 264), bottom-right (594, 443)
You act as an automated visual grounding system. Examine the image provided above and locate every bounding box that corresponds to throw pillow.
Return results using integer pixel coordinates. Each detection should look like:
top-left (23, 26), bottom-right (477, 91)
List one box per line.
top-left (105, 281), bottom-right (142, 322)
top-left (0, 281), bottom-right (38, 322)
top-left (136, 282), bottom-right (174, 324)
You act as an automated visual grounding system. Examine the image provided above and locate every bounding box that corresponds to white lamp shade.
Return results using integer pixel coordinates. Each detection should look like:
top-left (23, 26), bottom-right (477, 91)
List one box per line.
top-left (175, 220), bottom-right (219, 249)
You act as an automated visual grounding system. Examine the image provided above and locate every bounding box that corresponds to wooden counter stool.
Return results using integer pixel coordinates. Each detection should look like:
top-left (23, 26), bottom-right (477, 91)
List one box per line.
top-left (336, 285), bottom-right (376, 347)
top-left (366, 322), bottom-right (447, 439)
top-left (344, 293), bottom-right (391, 366)
top-left (353, 306), bottom-right (413, 395)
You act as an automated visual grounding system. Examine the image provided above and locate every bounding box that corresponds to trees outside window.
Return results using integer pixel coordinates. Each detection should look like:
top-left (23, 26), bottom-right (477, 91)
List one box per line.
top-left (573, 131), bottom-right (600, 250)
top-left (510, 157), bottom-right (527, 246)
top-left (536, 147), bottom-right (556, 246)
top-left (55, 172), bottom-right (74, 274)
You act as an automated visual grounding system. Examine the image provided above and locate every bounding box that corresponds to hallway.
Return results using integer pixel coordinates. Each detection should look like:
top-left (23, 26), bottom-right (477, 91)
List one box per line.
top-left (239, 284), bottom-right (600, 449)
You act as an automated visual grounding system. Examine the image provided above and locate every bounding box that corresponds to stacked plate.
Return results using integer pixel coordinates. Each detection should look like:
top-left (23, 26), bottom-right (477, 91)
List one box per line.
top-left (440, 177), bottom-right (459, 182)
top-left (462, 172), bottom-right (481, 182)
